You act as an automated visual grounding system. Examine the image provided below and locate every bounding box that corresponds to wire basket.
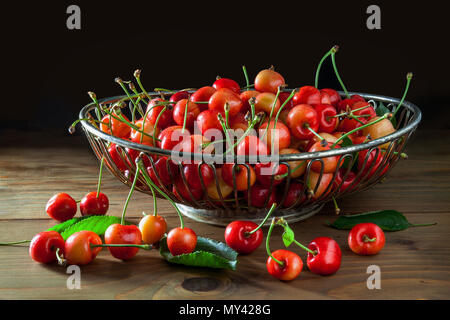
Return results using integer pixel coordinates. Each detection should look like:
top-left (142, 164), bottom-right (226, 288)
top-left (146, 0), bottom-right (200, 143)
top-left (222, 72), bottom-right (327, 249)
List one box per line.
top-left (79, 91), bottom-right (422, 226)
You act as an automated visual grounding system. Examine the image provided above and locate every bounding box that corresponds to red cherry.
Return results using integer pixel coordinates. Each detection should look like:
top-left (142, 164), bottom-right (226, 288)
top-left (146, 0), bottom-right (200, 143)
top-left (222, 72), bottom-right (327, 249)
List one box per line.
top-left (278, 182), bottom-right (305, 207)
top-left (100, 113), bottom-right (131, 139)
top-left (293, 86), bottom-right (321, 105)
top-left (158, 125), bottom-right (190, 151)
top-left (130, 118), bottom-right (159, 146)
top-left (239, 90), bottom-right (260, 113)
top-left (213, 77), bottom-right (241, 94)
top-left (173, 99), bottom-right (200, 129)
top-left (266, 249), bottom-right (303, 281)
top-left (224, 221), bottom-right (263, 254)
top-left (104, 224), bottom-right (143, 261)
top-left (254, 69), bottom-right (285, 94)
top-left (286, 104), bottom-right (319, 139)
top-left (278, 91), bottom-right (295, 110)
top-left (167, 227), bottom-right (197, 256)
top-left (46, 193), bottom-right (77, 222)
top-left (245, 184), bottom-right (276, 208)
top-left (169, 91), bottom-right (190, 103)
top-left (254, 92), bottom-right (281, 115)
top-left (236, 136), bottom-right (268, 157)
top-left (146, 98), bottom-right (174, 129)
top-left (314, 104), bottom-right (338, 133)
top-left (337, 95), bottom-right (365, 112)
top-left (307, 237), bottom-right (341, 276)
top-left (351, 101), bottom-right (376, 121)
top-left (258, 120), bottom-right (291, 152)
top-left (320, 89), bottom-right (341, 108)
top-left (358, 148), bottom-right (388, 179)
top-left (307, 141), bottom-right (340, 174)
top-left (208, 88), bottom-right (243, 117)
top-left (196, 109), bottom-right (222, 136)
top-left (229, 112), bottom-right (249, 131)
top-left (254, 162), bottom-right (288, 187)
top-left (80, 192), bottom-right (109, 216)
top-left (221, 163), bottom-right (256, 191)
top-left (183, 163), bottom-right (214, 189)
top-left (190, 86), bottom-right (216, 111)
top-left (108, 144), bottom-right (128, 172)
top-left (147, 156), bottom-right (179, 187)
top-left (65, 231), bottom-right (102, 265)
top-left (348, 223), bottom-right (386, 255)
top-left (334, 168), bottom-right (358, 193)
top-left (173, 177), bottom-right (204, 201)
top-left (29, 231), bottom-right (65, 264)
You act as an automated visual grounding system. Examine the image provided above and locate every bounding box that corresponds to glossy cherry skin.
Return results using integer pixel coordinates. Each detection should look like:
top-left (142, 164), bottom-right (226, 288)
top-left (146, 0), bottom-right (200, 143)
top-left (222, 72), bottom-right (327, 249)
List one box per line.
top-left (245, 184), bottom-right (277, 208)
top-left (169, 91), bottom-right (190, 103)
top-left (208, 88), bottom-right (243, 117)
top-left (254, 162), bottom-right (288, 187)
top-left (314, 104), bottom-right (338, 133)
top-left (320, 88), bottom-right (341, 108)
top-left (190, 86), bottom-right (216, 110)
top-left (130, 118), bottom-right (159, 146)
top-left (221, 163), bottom-right (256, 191)
top-left (334, 168), bottom-right (358, 193)
top-left (278, 182), bottom-right (305, 207)
top-left (351, 101), bottom-right (376, 120)
top-left (224, 221), bottom-right (263, 254)
top-left (279, 148), bottom-right (307, 178)
top-left (29, 231), bottom-right (65, 264)
top-left (80, 192), bottom-right (109, 216)
top-left (293, 86), bottom-right (321, 105)
top-left (158, 125), bottom-right (190, 150)
top-left (100, 113), bottom-right (131, 139)
top-left (236, 136), bottom-right (268, 157)
top-left (306, 172), bottom-right (334, 199)
top-left (278, 91), bottom-right (295, 110)
top-left (348, 223), bottom-right (385, 255)
top-left (46, 193), bottom-right (77, 222)
top-left (173, 176), bottom-right (204, 202)
top-left (167, 227), bottom-right (197, 256)
top-left (139, 214), bottom-right (167, 245)
top-left (240, 90), bottom-right (260, 113)
top-left (213, 77), bottom-right (241, 94)
top-left (266, 249), bottom-right (303, 281)
top-left (147, 156), bottom-right (179, 187)
top-left (205, 167), bottom-right (233, 201)
top-left (358, 148), bottom-right (388, 179)
top-left (254, 69), bottom-right (285, 94)
top-left (286, 104), bottom-right (319, 139)
top-left (64, 231), bottom-right (102, 266)
top-left (229, 112), bottom-right (249, 131)
top-left (337, 95), bottom-right (365, 112)
top-left (307, 237), bottom-right (342, 276)
top-left (258, 120), bottom-right (291, 153)
top-left (254, 92), bottom-right (281, 115)
top-left (146, 98), bottom-right (174, 129)
top-left (104, 224), bottom-right (143, 261)
top-left (108, 144), bottom-right (128, 171)
top-left (307, 141), bottom-right (340, 174)
top-left (196, 109), bottom-right (222, 136)
top-left (173, 99), bottom-right (200, 129)
top-left (183, 163), bottom-right (214, 189)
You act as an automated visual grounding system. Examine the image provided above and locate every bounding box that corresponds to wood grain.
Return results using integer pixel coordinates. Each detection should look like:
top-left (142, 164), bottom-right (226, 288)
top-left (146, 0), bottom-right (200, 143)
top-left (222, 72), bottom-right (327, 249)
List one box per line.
top-left (0, 129), bottom-right (449, 299)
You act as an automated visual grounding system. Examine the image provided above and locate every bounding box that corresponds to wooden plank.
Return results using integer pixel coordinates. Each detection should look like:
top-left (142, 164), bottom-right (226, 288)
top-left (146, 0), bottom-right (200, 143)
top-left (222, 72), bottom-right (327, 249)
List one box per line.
top-left (0, 212), bottom-right (448, 299)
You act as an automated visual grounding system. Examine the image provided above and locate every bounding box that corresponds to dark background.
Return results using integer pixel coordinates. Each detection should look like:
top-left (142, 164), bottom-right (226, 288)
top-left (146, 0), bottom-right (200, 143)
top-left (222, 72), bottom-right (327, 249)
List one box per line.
top-left (1, 0), bottom-right (449, 142)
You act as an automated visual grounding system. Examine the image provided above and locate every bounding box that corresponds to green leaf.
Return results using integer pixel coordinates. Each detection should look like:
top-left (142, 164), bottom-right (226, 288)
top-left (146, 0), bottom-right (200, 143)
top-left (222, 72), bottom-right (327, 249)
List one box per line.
top-left (282, 226), bottom-right (295, 247)
top-left (327, 210), bottom-right (434, 231)
top-left (47, 215), bottom-right (130, 240)
top-left (159, 236), bottom-right (238, 270)
top-left (375, 102), bottom-right (397, 127)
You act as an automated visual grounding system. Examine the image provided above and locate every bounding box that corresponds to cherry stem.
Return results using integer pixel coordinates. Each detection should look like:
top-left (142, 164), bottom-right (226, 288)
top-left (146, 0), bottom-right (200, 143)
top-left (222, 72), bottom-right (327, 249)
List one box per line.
top-left (393, 72), bottom-right (413, 117)
top-left (182, 97), bottom-right (190, 133)
top-left (137, 158), bottom-right (185, 229)
top-left (261, 87), bottom-right (281, 141)
top-left (128, 85), bottom-right (145, 120)
top-left (153, 105), bottom-right (167, 143)
top-left (266, 218), bottom-right (284, 266)
top-left (276, 160), bottom-right (306, 179)
top-left (332, 196), bottom-right (341, 215)
top-left (115, 78), bottom-right (141, 120)
top-left (249, 98), bottom-right (256, 124)
top-left (314, 46), bottom-right (335, 88)
top-left (293, 239), bottom-right (317, 256)
top-left (87, 92), bottom-right (103, 121)
top-left (91, 243), bottom-right (152, 250)
top-left (362, 235), bottom-right (376, 243)
top-left (305, 124), bottom-right (325, 141)
top-left (272, 89), bottom-right (296, 130)
top-left (218, 113), bottom-right (235, 156)
top-left (121, 164), bottom-right (140, 225)
top-left (247, 203), bottom-right (277, 236)
top-left (0, 240), bottom-right (30, 245)
top-left (96, 157), bottom-right (105, 198)
top-left (69, 118), bottom-right (107, 133)
top-left (134, 69), bottom-right (151, 102)
top-left (224, 113), bottom-right (263, 155)
top-left (242, 65), bottom-right (250, 88)
top-left (56, 247), bottom-right (66, 266)
top-left (330, 48), bottom-right (350, 98)
top-left (331, 114), bottom-right (389, 148)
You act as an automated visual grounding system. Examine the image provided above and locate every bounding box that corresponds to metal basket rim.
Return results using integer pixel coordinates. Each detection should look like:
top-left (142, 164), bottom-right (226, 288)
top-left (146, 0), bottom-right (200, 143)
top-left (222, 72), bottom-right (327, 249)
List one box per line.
top-left (79, 91), bottom-right (422, 162)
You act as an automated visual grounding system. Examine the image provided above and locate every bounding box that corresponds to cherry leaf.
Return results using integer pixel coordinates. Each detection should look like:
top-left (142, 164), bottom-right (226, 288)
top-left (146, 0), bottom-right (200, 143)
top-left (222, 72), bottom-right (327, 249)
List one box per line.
top-left (282, 225), bottom-right (295, 247)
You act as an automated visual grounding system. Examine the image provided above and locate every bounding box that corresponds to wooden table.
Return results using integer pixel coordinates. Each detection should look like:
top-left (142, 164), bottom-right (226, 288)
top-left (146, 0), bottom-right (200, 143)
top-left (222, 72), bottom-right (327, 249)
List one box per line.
top-left (1, 130), bottom-right (449, 300)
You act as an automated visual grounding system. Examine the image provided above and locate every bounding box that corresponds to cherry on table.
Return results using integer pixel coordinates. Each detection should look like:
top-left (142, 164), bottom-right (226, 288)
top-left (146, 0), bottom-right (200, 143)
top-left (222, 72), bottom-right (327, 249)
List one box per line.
top-left (139, 214), bottom-right (167, 245)
top-left (348, 223), bottom-right (385, 255)
top-left (46, 193), bottom-right (78, 222)
top-left (80, 191), bottom-right (109, 216)
top-left (224, 221), bottom-right (263, 254)
top-left (64, 230), bottom-right (103, 266)
top-left (29, 231), bottom-right (65, 264)
top-left (307, 237), bottom-right (342, 276)
top-left (266, 249), bottom-right (303, 281)
top-left (167, 227), bottom-right (197, 256)
top-left (104, 224), bottom-right (143, 261)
